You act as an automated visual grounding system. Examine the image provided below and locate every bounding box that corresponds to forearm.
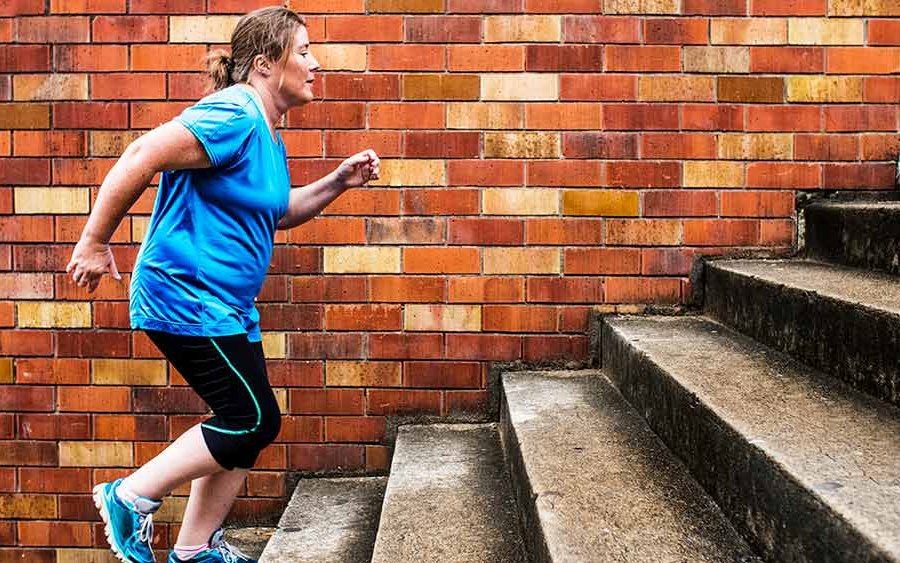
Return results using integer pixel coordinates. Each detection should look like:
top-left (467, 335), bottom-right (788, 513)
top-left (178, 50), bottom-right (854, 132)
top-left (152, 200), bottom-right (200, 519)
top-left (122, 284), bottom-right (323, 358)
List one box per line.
top-left (277, 171), bottom-right (346, 230)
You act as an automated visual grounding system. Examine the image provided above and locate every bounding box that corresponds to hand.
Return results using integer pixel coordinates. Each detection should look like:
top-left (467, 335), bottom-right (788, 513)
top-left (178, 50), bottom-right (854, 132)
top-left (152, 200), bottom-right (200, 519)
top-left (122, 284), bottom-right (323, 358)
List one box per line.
top-left (66, 238), bottom-right (121, 294)
top-left (333, 149), bottom-right (380, 189)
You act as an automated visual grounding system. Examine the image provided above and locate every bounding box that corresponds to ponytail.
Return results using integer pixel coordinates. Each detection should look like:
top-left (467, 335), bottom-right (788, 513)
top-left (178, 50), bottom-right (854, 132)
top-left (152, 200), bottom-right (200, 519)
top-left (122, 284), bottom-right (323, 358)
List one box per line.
top-left (207, 50), bottom-right (236, 91)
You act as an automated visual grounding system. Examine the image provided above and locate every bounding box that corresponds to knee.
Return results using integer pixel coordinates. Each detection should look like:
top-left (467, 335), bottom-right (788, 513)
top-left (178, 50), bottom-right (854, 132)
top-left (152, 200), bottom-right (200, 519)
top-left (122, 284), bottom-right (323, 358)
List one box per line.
top-left (255, 399), bottom-right (281, 448)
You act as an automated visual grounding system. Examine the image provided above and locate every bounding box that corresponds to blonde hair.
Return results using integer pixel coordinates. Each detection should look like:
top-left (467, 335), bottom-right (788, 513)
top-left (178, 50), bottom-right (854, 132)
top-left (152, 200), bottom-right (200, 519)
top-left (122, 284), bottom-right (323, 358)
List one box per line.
top-left (207, 6), bottom-right (306, 91)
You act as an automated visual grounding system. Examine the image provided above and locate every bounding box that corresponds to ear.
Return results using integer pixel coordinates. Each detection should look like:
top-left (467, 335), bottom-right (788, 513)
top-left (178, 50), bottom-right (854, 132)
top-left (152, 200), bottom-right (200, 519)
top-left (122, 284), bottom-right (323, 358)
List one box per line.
top-left (252, 54), bottom-right (271, 76)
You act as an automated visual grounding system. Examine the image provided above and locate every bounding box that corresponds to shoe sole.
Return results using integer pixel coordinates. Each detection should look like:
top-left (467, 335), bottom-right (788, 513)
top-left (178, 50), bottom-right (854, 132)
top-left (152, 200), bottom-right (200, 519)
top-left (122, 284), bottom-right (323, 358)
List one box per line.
top-left (93, 483), bottom-right (142, 563)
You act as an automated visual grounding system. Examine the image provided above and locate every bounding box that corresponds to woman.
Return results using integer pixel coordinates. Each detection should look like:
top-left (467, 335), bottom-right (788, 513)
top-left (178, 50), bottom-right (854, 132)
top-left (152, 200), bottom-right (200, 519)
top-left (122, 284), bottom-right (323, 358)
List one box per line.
top-left (65, 7), bottom-right (380, 563)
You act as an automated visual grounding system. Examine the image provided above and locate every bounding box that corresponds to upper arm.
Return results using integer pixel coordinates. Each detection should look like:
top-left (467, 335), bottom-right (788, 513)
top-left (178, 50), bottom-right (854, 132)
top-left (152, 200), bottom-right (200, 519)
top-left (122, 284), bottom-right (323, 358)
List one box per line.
top-left (126, 120), bottom-right (212, 172)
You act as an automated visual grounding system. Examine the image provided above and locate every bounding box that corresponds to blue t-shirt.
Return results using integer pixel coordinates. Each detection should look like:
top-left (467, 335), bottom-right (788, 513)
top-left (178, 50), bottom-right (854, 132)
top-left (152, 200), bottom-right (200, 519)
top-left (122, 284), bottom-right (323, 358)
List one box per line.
top-left (130, 85), bottom-right (290, 342)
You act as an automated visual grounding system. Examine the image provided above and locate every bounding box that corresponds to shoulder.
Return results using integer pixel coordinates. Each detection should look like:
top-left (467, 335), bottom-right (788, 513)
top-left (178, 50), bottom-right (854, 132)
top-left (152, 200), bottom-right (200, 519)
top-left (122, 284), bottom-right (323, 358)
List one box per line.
top-left (180, 86), bottom-right (259, 129)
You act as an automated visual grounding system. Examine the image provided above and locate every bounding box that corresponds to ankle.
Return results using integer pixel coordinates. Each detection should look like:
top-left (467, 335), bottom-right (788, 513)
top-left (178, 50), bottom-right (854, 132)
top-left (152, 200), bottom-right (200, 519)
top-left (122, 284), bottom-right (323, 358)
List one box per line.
top-left (173, 542), bottom-right (209, 560)
top-left (115, 480), bottom-right (162, 514)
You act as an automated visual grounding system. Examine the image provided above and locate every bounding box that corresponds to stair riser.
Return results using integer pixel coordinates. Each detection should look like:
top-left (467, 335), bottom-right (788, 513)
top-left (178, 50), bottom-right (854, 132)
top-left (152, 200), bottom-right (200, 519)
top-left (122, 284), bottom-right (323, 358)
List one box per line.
top-left (498, 396), bottom-right (553, 563)
top-left (805, 204), bottom-right (900, 275)
top-left (601, 321), bottom-right (893, 563)
top-left (705, 265), bottom-right (900, 406)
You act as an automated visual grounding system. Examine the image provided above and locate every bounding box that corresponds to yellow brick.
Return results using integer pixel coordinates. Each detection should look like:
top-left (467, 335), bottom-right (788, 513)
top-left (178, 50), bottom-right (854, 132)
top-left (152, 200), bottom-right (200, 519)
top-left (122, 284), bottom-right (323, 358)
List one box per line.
top-left (683, 47), bottom-right (749, 73)
top-left (684, 161), bottom-right (745, 188)
top-left (0, 494), bottom-right (56, 519)
top-left (483, 188), bottom-right (559, 215)
top-left (0, 359), bottom-right (11, 384)
top-left (606, 219), bottom-right (682, 245)
top-left (711, 18), bottom-right (787, 45)
top-left (604, 0), bottom-right (679, 13)
top-left (13, 74), bottom-right (88, 101)
top-left (638, 76), bottom-right (715, 102)
top-left (484, 248), bottom-right (560, 274)
top-left (313, 44), bottom-right (366, 71)
top-left (324, 247), bottom-right (401, 273)
top-left (482, 74), bottom-right (559, 102)
top-left (18, 302), bottom-right (91, 328)
top-left (484, 132), bottom-right (560, 159)
top-left (262, 332), bottom-right (286, 359)
top-left (132, 216), bottom-right (149, 243)
top-left (718, 134), bottom-right (793, 160)
top-left (404, 304), bottom-right (481, 332)
top-left (92, 359), bottom-right (167, 386)
top-left (56, 549), bottom-right (120, 563)
top-left (155, 496), bottom-right (188, 523)
top-left (370, 159), bottom-right (444, 187)
top-left (91, 131), bottom-right (142, 157)
top-left (562, 190), bottom-right (639, 216)
top-left (830, 0), bottom-right (900, 15)
top-left (60, 441), bottom-right (132, 467)
top-left (14, 187), bottom-right (89, 214)
top-left (485, 16), bottom-right (561, 42)
top-left (786, 76), bottom-right (863, 102)
top-left (170, 16), bottom-right (240, 43)
top-left (447, 103), bottom-right (523, 130)
top-left (369, 0), bottom-right (443, 12)
top-left (788, 18), bottom-right (864, 45)
top-left (325, 361), bottom-right (401, 387)
top-left (274, 388), bottom-right (287, 412)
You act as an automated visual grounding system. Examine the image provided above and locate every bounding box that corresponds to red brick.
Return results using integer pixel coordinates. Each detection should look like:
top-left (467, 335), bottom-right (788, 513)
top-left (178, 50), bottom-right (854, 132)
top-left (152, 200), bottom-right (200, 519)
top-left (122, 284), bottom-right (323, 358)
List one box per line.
top-left (526, 103), bottom-right (602, 130)
top-left (642, 133), bottom-right (716, 159)
top-left (19, 521), bottom-right (91, 546)
top-left (169, 73), bottom-right (209, 100)
top-left (526, 0), bottom-right (600, 11)
top-left (51, 0), bottom-right (125, 12)
top-left (718, 77), bottom-right (783, 103)
top-left (403, 189), bottom-right (480, 215)
top-left (449, 45), bottom-right (524, 71)
top-left (53, 102), bottom-right (129, 129)
top-left (17, 16), bottom-right (90, 42)
top-left (448, 218), bottom-right (524, 246)
top-left (750, 47), bottom-right (823, 73)
top-left (823, 163), bottom-right (896, 190)
top-left (403, 247), bottom-right (480, 274)
top-left (642, 248), bottom-right (698, 276)
top-left (604, 103), bottom-right (679, 130)
top-left (682, 104), bottom-right (744, 131)
top-left (0, 331), bottom-right (53, 356)
top-left (564, 248), bottom-right (641, 274)
top-left (323, 131), bottom-right (399, 158)
top-left (0, 550), bottom-right (54, 562)
top-left (524, 335), bottom-right (589, 362)
top-left (0, 46), bottom-right (49, 72)
top-left (447, 0), bottom-right (521, 11)
top-left (0, 159), bottom-right (49, 185)
top-left (258, 304), bottom-right (322, 330)
top-left (326, 16), bottom-right (402, 41)
top-left (368, 333), bottom-right (443, 359)
top-left (267, 361), bottom-right (323, 387)
top-left (131, 44), bottom-right (207, 71)
top-left (560, 74), bottom-right (637, 101)
top-left (370, 276), bottom-right (444, 302)
top-left (280, 130), bottom-right (323, 158)
top-left (526, 277), bottom-right (603, 303)
top-left (869, 20), bottom-right (900, 46)
top-left (58, 386), bottom-right (130, 412)
top-left (276, 416), bottom-right (323, 443)
top-left (0, 386), bottom-right (53, 413)
top-left (133, 387), bottom-right (207, 413)
top-left (747, 106), bottom-right (821, 132)
top-left (95, 414), bottom-right (167, 441)
top-left (760, 219), bottom-right (795, 246)
top-left (607, 219), bottom-right (682, 246)
top-left (445, 390), bottom-right (490, 415)
top-left (405, 361), bottom-right (481, 388)
top-left (288, 444), bottom-right (363, 472)
top-left (0, 0), bottom-right (44, 15)
top-left (406, 16), bottom-right (481, 42)
top-left (483, 305), bottom-right (557, 333)
top-left (367, 390), bottom-right (441, 416)
top-left (13, 244), bottom-right (69, 272)
top-left (527, 160), bottom-right (603, 186)
top-left (0, 217), bottom-right (54, 243)
top-left (247, 471), bottom-right (285, 497)
top-left (560, 307), bottom-right (591, 332)
top-left (828, 48), bottom-right (900, 75)
top-left (288, 333), bottom-right (364, 359)
top-left (288, 217), bottom-right (365, 245)
top-left (445, 334), bottom-right (521, 361)
top-left (683, 219), bottom-right (759, 246)
top-left (865, 77), bottom-right (900, 103)
top-left (56, 330), bottom-right (130, 357)
top-left (448, 160), bottom-right (524, 186)
top-left (268, 247), bottom-right (322, 274)
top-left (325, 304), bottom-right (401, 331)
top-left (0, 21), bottom-right (11, 42)
top-left (607, 46), bottom-right (681, 72)
top-left (15, 359), bottom-right (89, 385)
top-left (684, 0), bottom-right (746, 15)
top-left (751, 0), bottom-right (824, 14)
top-left (644, 190), bottom-right (718, 217)
top-left (92, 15), bottom-right (167, 42)
top-left (721, 191), bottom-right (794, 218)
top-left (824, 106), bottom-right (897, 132)
top-left (526, 218), bottom-right (603, 245)
top-left (92, 73), bottom-right (166, 100)
top-left (644, 18), bottom-right (708, 44)
top-left (795, 134), bottom-right (859, 161)
top-left (53, 158), bottom-right (115, 185)
top-left (608, 161), bottom-right (681, 188)
top-left (291, 275), bottom-right (367, 302)
top-left (0, 441), bottom-right (58, 465)
top-left (563, 132), bottom-right (639, 159)
top-left (130, 0), bottom-right (206, 13)
top-left (563, 16), bottom-right (641, 43)
top-left (526, 45), bottom-right (603, 71)
top-left (862, 134), bottom-right (900, 161)
top-left (605, 277), bottom-right (681, 304)
top-left (289, 389), bottom-right (363, 416)
top-left (288, 102), bottom-right (366, 129)
top-left (325, 416), bottom-right (385, 443)
top-left (14, 131), bottom-right (85, 157)
top-left (369, 103), bottom-right (444, 129)
top-left (320, 188), bottom-right (401, 215)
top-left (405, 131), bottom-right (480, 158)
top-left (370, 45), bottom-right (445, 71)
top-left (747, 163), bottom-right (821, 189)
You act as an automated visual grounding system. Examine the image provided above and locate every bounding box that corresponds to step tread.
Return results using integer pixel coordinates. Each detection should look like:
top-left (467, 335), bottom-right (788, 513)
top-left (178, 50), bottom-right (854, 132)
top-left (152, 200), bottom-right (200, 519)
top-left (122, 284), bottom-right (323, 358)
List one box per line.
top-left (605, 315), bottom-right (900, 555)
top-left (371, 423), bottom-right (528, 563)
top-left (503, 370), bottom-right (758, 562)
top-left (808, 200), bottom-right (900, 210)
top-left (710, 258), bottom-right (900, 314)
top-left (259, 476), bottom-right (387, 563)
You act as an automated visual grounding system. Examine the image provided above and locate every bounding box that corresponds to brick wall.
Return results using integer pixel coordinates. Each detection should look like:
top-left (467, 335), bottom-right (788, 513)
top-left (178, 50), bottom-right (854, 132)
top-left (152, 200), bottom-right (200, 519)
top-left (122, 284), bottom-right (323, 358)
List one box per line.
top-left (1, 0), bottom-right (899, 556)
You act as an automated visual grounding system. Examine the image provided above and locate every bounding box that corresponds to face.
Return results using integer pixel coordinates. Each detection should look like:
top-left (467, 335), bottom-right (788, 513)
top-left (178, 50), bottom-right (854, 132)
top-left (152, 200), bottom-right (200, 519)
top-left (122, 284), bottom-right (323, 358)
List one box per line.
top-left (274, 25), bottom-right (319, 107)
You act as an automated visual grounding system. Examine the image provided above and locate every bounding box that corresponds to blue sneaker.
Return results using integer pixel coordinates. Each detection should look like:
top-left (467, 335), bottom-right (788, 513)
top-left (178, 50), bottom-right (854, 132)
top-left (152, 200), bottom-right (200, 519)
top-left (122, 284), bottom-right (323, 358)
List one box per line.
top-left (167, 529), bottom-right (256, 563)
top-left (93, 479), bottom-right (161, 563)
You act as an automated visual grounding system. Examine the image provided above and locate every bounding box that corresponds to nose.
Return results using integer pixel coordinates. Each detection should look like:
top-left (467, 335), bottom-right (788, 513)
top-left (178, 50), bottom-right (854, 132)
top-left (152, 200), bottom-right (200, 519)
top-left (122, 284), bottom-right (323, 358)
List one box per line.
top-left (308, 53), bottom-right (321, 73)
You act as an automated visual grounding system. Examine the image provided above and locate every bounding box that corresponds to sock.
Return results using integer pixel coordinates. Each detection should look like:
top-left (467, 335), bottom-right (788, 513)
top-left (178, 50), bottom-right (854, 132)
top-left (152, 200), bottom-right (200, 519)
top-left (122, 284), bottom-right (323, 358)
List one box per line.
top-left (115, 480), bottom-right (161, 514)
top-left (173, 543), bottom-right (210, 560)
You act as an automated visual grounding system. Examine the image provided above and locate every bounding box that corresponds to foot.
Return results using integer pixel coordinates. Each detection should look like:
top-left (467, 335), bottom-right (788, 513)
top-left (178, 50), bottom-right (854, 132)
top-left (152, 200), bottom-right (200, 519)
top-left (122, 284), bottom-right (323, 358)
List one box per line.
top-left (167, 529), bottom-right (256, 563)
top-left (93, 479), bottom-right (161, 563)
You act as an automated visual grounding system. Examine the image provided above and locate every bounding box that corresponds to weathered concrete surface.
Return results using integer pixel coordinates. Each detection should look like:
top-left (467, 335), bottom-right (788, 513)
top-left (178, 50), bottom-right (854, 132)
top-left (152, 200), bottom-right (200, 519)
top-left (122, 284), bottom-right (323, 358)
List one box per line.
top-left (705, 259), bottom-right (900, 406)
top-left (603, 315), bottom-right (900, 563)
top-left (258, 476), bottom-right (386, 563)
top-left (225, 527), bottom-right (276, 559)
top-left (806, 201), bottom-right (900, 275)
top-left (501, 370), bottom-right (759, 563)
top-left (370, 424), bottom-right (527, 563)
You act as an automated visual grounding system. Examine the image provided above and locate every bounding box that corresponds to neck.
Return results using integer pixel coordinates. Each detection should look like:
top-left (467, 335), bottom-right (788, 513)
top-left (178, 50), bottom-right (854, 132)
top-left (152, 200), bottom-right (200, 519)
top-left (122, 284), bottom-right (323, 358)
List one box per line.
top-left (241, 81), bottom-right (285, 136)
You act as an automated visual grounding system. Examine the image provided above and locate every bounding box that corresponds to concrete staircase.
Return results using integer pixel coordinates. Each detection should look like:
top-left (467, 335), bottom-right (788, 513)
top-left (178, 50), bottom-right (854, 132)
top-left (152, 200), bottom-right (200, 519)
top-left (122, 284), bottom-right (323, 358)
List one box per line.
top-left (259, 196), bottom-right (899, 562)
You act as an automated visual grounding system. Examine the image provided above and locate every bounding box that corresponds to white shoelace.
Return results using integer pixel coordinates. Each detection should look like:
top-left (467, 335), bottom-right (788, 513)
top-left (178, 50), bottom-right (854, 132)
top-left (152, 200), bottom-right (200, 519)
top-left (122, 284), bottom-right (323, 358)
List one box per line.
top-left (136, 512), bottom-right (155, 545)
top-left (216, 540), bottom-right (251, 563)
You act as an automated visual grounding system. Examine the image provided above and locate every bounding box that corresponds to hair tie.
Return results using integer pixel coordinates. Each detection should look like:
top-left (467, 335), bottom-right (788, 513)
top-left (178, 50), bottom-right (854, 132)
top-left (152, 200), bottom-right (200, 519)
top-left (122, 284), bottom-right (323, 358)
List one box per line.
top-left (225, 56), bottom-right (235, 72)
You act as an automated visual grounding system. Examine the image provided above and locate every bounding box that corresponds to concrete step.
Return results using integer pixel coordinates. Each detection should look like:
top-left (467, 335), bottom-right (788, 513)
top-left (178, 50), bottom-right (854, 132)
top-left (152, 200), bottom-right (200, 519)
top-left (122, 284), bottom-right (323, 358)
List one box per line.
top-left (370, 423), bottom-right (527, 563)
top-left (501, 370), bottom-right (759, 563)
top-left (705, 258), bottom-right (900, 406)
top-left (602, 315), bottom-right (900, 562)
top-left (258, 476), bottom-right (386, 563)
top-left (805, 200), bottom-right (900, 275)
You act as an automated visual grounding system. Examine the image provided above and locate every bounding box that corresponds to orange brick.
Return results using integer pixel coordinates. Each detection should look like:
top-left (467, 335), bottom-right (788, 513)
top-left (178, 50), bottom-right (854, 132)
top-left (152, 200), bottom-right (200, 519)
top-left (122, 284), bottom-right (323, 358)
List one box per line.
top-left (92, 15), bottom-right (167, 42)
top-left (403, 188), bottom-right (480, 215)
top-left (321, 189), bottom-right (401, 215)
top-left (53, 158), bottom-right (115, 185)
top-left (718, 77), bottom-right (784, 103)
top-left (14, 131), bottom-right (85, 157)
top-left (324, 73), bottom-right (401, 101)
top-left (527, 160), bottom-right (603, 186)
top-left (483, 305), bottom-right (556, 333)
top-left (605, 277), bottom-right (681, 304)
top-left (131, 44), bottom-right (207, 71)
top-left (752, 0), bottom-right (824, 15)
top-left (369, 0), bottom-right (442, 12)
top-left (560, 74), bottom-right (637, 101)
top-left (448, 160), bottom-right (524, 186)
top-left (449, 218), bottom-right (524, 245)
top-left (448, 276), bottom-right (524, 303)
top-left (563, 132), bottom-right (638, 159)
top-left (526, 103), bottom-right (602, 130)
top-left (749, 46), bottom-right (824, 73)
top-left (445, 334), bottom-right (521, 361)
top-left (131, 102), bottom-right (192, 129)
top-left (721, 190), bottom-right (794, 217)
top-left (644, 18), bottom-right (709, 44)
top-left (564, 248), bottom-right (641, 274)
top-left (325, 305), bottom-right (402, 330)
top-left (606, 219), bottom-right (682, 246)
top-left (91, 73), bottom-right (166, 100)
top-left (712, 17), bottom-right (786, 44)
top-left (865, 77), bottom-right (900, 103)
top-left (58, 386), bottom-right (130, 412)
top-left (861, 134), bottom-right (900, 160)
top-left (526, 218), bottom-right (603, 245)
top-left (369, 45), bottom-right (445, 71)
top-left (526, 45), bottom-right (603, 71)
top-left (605, 103), bottom-right (679, 130)
top-left (369, 333), bottom-right (443, 359)
top-left (795, 134), bottom-right (859, 161)
top-left (526, 277), bottom-right (603, 303)
top-left (608, 161), bottom-right (680, 188)
top-left (823, 163), bottom-right (896, 189)
top-left (325, 416), bottom-right (386, 443)
top-left (0, 46), bottom-right (50, 72)
top-left (326, 16), bottom-right (402, 41)
top-left (0, 0), bottom-right (44, 15)
top-left (869, 20), bottom-right (900, 46)
top-left (16, 16), bottom-right (90, 43)
top-left (288, 218), bottom-right (365, 245)
top-left (15, 359), bottom-right (89, 385)
top-left (51, 0), bottom-right (125, 11)
top-left (638, 76), bottom-right (715, 102)
top-left (404, 361), bottom-right (481, 388)
top-left (132, 0), bottom-right (207, 12)
top-left (825, 106), bottom-right (897, 132)
top-left (828, 47), bottom-right (900, 74)
top-left (370, 276), bottom-right (445, 302)
top-left (94, 414), bottom-right (166, 441)
top-left (403, 74), bottom-right (480, 101)
top-left (324, 131), bottom-right (402, 158)
top-left (369, 103), bottom-right (444, 129)
top-left (641, 133), bottom-right (716, 159)
top-left (19, 521), bottom-right (91, 546)
top-left (403, 247), bottom-right (480, 274)
top-left (563, 15), bottom-right (642, 43)
top-left (606, 46), bottom-right (681, 71)
top-left (683, 219), bottom-right (759, 245)
top-left (746, 105), bottom-right (820, 132)
top-left (760, 219), bottom-right (795, 246)
top-left (406, 15), bottom-right (482, 42)
top-left (449, 45), bottom-right (524, 71)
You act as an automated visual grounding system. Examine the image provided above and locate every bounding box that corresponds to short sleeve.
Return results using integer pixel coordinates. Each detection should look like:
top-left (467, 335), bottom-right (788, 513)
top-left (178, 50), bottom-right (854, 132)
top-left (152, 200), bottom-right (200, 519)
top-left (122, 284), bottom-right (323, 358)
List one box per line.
top-left (175, 100), bottom-right (255, 168)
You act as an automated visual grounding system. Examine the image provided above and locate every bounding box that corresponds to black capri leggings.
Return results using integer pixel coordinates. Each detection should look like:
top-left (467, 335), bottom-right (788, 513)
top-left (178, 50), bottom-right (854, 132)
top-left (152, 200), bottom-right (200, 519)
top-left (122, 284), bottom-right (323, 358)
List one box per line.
top-left (146, 330), bottom-right (281, 470)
